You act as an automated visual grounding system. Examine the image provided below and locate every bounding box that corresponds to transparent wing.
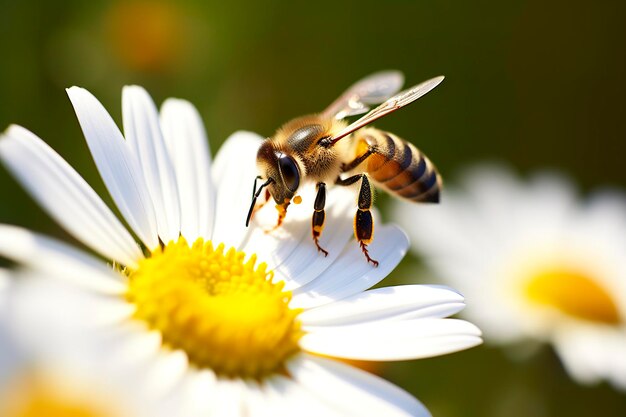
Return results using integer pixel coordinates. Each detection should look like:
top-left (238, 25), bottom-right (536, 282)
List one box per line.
top-left (329, 76), bottom-right (445, 145)
top-left (322, 70), bottom-right (405, 120)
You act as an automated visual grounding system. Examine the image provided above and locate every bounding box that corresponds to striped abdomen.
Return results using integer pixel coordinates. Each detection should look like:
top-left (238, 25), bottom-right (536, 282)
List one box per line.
top-left (356, 129), bottom-right (441, 203)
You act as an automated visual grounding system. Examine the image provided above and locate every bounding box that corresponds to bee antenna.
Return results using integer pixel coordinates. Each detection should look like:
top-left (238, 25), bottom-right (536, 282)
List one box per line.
top-left (250, 176), bottom-right (262, 199)
top-left (245, 177), bottom-right (274, 227)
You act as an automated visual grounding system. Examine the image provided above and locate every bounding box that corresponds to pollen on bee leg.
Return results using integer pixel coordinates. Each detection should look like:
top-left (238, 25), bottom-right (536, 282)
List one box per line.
top-left (293, 195), bottom-right (302, 204)
top-left (265, 203), bottom-right (289, 233)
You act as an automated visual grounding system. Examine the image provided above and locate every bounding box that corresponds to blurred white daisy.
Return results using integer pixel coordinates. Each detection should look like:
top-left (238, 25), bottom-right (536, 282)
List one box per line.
top-left (393, 165), bottom-right (626, 389)
top-left (0, 270), bottom-right (170, 417)
top-left (0, 86), bottom-right (481, 416)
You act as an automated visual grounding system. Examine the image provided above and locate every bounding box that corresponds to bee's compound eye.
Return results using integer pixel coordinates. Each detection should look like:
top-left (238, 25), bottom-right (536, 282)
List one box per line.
top-left (278, 155), bottom-right (300, 192)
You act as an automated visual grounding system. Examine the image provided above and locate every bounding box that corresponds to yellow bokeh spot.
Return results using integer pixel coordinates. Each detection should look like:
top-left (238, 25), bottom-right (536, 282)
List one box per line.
top-left (525, 268), bottom-right (621, 325)
top-left (0, 375), bottom-right (109, 417)
top-left (105, 1), bottom-right (187, 73)
top-left (126, 237), bottom-right (303, 379)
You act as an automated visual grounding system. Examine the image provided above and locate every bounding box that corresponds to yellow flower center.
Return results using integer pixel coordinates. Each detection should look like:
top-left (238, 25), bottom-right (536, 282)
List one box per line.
top-left (126, 237), bottom-right (303, 379)
top-left (524, 268), bottom-right (621, 325)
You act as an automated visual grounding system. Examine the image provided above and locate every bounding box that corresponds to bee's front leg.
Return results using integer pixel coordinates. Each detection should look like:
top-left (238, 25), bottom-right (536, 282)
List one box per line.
top-left (335, 173), bottom-right (378, 267)
top-left (312, 182), bottom-right (329, 256)
top-left (266, 201), bottom-right (290, 233)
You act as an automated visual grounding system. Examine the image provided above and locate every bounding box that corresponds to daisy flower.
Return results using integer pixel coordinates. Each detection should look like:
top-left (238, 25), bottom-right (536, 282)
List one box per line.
top-left (0, 85), bottom-right (481, 416)
top-left (393, 165), bottom-right (626, 389)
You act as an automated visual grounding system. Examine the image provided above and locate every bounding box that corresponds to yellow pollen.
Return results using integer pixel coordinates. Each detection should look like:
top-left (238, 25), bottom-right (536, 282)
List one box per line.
top-left (276, 203), bottom-right (287, 214)
top-left (524, 268), bottom-right (621, 325)
top-left (126, 237), bottom-right (303, 378)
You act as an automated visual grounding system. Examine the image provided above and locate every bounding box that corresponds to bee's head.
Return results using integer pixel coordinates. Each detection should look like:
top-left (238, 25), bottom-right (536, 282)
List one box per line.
top-left (245, 141), bottom-right (301, 226)
top-left (256, 141), bottom-right (301, 204)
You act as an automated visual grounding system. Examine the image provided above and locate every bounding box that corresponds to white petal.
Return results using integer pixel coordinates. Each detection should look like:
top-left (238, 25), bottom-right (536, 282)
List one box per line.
top-left (0, 285), bottom-right (22, 382)
top-left (245, 377), bottom-right (354, 417)
top-left (552, 327), bottom-right (626, 390)
top-left (291, 225), bottom-right (409, 309)
top-left (9, 275), bottom-right (134, 342)
top-left (265, 375), bottom-right (344, 417)
top-left (279, 187), bottom-right (355, 283)
top-left (249, 186), bottom-right (356, 290)
top-left (104, 325), bottom-right (163, 372)
top-left (211, 379), bottom-right (246, 417)
top-left (242, 380), bottom-right (275, 417)
top-left (6, 276), bottom-right (138, 375)
top-left (242, 183), bottom-right (315, 270)
top-left (553, 332), bottom-right (599, 385)
top-left (299, 318), bottom-right (482, 361)
top-left (160, 98), bottom-right (215, 242)
top-left (299, 285), bottom-right (465, 326)
top-left (0, 224), bottom-right (125, 294)
top-left (142, 349), bottom-right (189, 398)
top-left (76, 325), bottom-right (179, 406)
top-left (0, 268), bottom-right (12, 328)
top-left (0, 268), bottom-right (11, 295)
top-left (211, 131), bottom-right (264, 248)
top-left (180, 369), bottom-right (218, 417)
top-left (603, 332), bottom-right (626, 390)
top-left (67, 86), bottom-right (159, 250)
top-left (123, 86), bottom-right (181, 243)
top-left (287, 354), bottom-right (431, 417)
top-left (0, 125), bottom-right (142, 268)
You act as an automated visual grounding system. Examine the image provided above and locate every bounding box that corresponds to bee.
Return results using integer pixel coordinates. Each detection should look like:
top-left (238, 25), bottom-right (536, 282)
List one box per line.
top-left (245, 71), bottom-right (443, 266)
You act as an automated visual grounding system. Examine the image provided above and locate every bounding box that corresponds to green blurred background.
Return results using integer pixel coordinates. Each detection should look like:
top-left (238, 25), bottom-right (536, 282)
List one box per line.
top-left (1, 0), bottom-right (625, 415)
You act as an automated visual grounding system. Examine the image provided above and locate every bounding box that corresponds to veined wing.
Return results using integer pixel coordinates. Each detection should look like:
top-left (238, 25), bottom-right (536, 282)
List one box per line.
top-left (322, 70), bottom-right (405, 120)
top-left (329, 76), bottom-right (445, 145)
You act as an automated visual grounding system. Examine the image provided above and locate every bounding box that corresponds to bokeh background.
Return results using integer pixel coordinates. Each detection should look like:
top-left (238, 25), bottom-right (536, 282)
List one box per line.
top-left (1, 1), bottom-right (625, 416)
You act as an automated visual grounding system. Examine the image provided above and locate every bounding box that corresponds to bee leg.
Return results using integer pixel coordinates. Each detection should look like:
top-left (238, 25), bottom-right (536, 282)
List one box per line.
top-left (336, 173), bottom-right (379, 267)
top-left (312, 182), bottom-right (329, 256)
top-left (340, 146), bottom-right (375, 173)
top-left (265, 201), bottom-right (289, 233)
